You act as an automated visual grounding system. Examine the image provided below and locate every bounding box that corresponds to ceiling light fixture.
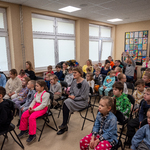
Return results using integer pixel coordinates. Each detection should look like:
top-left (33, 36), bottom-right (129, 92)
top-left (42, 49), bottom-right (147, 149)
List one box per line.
top-left (59, 6), bottom-right (81, 13)
top-left (107, 18), bottom-right (123, 22)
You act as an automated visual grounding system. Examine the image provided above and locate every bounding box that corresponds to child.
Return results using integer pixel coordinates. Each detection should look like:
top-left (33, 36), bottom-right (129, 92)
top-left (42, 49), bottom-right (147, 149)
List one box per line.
top-left (50, 75), bottom-right (62, 109)
top-left (45, 73), bottom-right (51, 90)
top-left (86, 73), bottom-right (95, 94)
top-left (115, 66), bottom-right (122, 77)
top-left (86, 66), bottom-right (92, 73)
top-left (18, 80), bottom-right (50, 144)
top-left (0, 72), bottom-right (7, 88)
top-left (142, 72), bottom-right (150, 87)
top-left (118, 73), bottom-right (128, 94)
top-left (133, 79), bottom-right (146, 112)
top-left (17, 69), bottom-right (28, 81)
top-left (80, 96), bottom-right (118, 150)
top-left (113, 81), bottom-right (131, 118)
top-left (131, 108), bottom-right (150, 150)
top-left (142, 68), bottom-right (150, 78)
top-left (12, 77), bottom-right (30, 109)
top-left (62, 62), bottom-right (68, 77)
top-left (0, 87), bottom-right (14, 132)
top-left (93, 68), bottom-right (103, 85)
top-left (99, 70), bottom-right (116, 96)
top-left (126, 88), bottom-right (150, 145)
top-left (93, 64), bottom-right (98, 73)
top-left (54, 65), bottom-right (64, 81)
top-left (4, 69), bottom-right (22, 99)
top-left (17, 80), bottom-right (36, 127)
top-left (64, 67), bottom-right (74, 87)
top-left (46, 65), bottom-right (54, 75)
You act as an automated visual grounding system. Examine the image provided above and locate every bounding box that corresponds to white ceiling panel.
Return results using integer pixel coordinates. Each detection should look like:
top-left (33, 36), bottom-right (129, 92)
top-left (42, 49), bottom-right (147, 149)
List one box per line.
top-left (1, 0), bottom-right (150, 24)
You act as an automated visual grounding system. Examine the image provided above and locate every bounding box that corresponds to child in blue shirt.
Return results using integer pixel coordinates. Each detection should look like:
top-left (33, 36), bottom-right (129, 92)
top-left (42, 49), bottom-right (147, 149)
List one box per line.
top-left (80, 96), bottom-right (118, 150)
top-left (0, 73), bottom-right (6, 88)
top-left (99, 70), bottom-right (115, 96)
top-left (131, 108), bottom-right (150, 150)
top-left (54, 65), bottom-right (64, 81)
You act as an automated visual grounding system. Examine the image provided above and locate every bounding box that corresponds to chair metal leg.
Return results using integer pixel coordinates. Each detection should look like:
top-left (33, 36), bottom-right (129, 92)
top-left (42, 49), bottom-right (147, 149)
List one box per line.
top-left (1, 135), bottom-right (6, 150)
top-left (9, 130), bottom-right (24, 149)
top-left (58, 107), bottom-right (61, 118)
top-left (47, 113), bottom-right (58, 131)
top-left (80, 107), bottom-right (89, 130)
top-left (38, 120), bottom-right (47, 142)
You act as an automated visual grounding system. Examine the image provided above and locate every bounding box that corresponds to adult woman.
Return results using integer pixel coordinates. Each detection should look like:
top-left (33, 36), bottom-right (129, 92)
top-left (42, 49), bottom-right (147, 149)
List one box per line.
top-left (57, 66), bottom-right (89, 135)
top-left (25, 61), bottom-right (36, 80)
top-left (100, 60), bottom-right (111, 76)
top-left (82, 59), bottom-right (93, 74)
top-left (121, 52), bottom-right (136, 82)
top-left (142, 56), bottom-right (150, 68)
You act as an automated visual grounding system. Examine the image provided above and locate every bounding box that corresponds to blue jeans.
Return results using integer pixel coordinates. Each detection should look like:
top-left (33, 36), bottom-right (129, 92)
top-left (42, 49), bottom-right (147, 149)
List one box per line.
top-left (126, 76), bottom-right (133, 82)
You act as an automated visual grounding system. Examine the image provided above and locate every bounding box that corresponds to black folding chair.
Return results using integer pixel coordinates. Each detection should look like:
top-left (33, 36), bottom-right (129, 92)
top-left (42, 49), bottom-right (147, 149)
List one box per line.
top-left (141, 67), bottom-right (146, 78)
top-left (36, 76), bottom-right (44, 80)
top-left (68, 95), bottom-right (95, 130)
top-left (126, 82), bottom-right (134, 95)
top-left (0, 100), bottom-right (24, 150)
top-left (56, 81), bottom-right (68, 118)
top-left (127, 94), bottom-right (135, 119)
top-left (37, 91), bottom-right (58, 141)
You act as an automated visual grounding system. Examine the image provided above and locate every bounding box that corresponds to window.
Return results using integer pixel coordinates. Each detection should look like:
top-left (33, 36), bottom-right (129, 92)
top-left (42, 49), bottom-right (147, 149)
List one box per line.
top-left (0, 8), bottom-right (10, 72)
top-left (32, 14), bottom-right (75, 70)
top-left (89, 24), bottom-right (112, 63)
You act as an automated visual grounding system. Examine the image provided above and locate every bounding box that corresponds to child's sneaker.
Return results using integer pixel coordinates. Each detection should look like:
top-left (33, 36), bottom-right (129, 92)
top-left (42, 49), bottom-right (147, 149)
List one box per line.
top-left (18, 130), bottom-right (28, 139)
top-left (26, 134), bottom-right (36, 144)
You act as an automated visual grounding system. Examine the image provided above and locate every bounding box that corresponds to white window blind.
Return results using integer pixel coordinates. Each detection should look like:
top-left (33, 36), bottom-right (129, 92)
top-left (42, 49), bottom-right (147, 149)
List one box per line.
top-left (101, 27), bottom-right (111, 38)
top-left (89, 41), bottom-right (99, 61)
top-left (89, 26), bottom-right (99, 37)
top-left (0, 13), bottom-right (4, 28)
top-left (32, 14), bottom-right (75, 70)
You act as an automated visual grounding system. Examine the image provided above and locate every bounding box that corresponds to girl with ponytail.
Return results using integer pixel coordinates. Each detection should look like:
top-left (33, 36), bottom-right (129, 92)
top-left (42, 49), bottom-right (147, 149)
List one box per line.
top-left (18, 80), bottom-right (50, 144)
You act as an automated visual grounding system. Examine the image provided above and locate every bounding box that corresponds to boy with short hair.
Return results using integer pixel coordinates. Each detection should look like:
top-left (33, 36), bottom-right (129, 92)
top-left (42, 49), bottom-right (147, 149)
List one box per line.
top-left (133, 79), bottom-right (146, 111)
top-left (125, 88), bottom-right (150, 146)
top-left (142, 68), bottom-right (150, 78)
top-left (118, 73), bottom-right (128, 94)
top-left (93, 68), bottom-right (103, 86)
top-left (64, 67), bottom-right (74, 87)
top-left (99, 70), bottom-right (116, 96)
top-left (131, 109), bottom-right (150, 150)
top-left (54, 65), bottom-right (64, 81)
top-left (142, 72), bottom-right (150, 87)
top-left (0, 87), bottom-right (14, 132)
top-left (46, 65), bottom-right (54, 75)
top-left (113, 81), bottom-right (131, 118)
top-left (45, 73), bottom-right (51, 90)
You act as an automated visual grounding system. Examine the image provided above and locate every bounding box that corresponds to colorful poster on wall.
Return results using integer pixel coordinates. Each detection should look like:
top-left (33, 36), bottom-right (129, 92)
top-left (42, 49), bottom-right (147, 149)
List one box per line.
top-left (142, 56), bottom-right (146, 62)
top-left (125, 30), bottom-right (148, 65)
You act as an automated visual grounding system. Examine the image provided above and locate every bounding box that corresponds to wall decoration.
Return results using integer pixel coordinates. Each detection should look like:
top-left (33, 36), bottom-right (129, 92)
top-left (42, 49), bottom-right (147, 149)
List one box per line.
top-left (125, 30), bottom-right (148, 65)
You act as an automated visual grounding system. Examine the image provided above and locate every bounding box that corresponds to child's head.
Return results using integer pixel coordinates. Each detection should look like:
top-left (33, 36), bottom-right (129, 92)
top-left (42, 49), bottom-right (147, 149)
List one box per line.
top-left (95, 68), bottom-right (101, 76)
top-left (19, 69), bottom-right (26, 77)
top-left (86, 66), bottom-right (92, 73)
top-left (113, 82), bottom-right (123, 97)
top-left (22, 77), bottom-right (30, 87)
top-left (99, 96), bottom-right (116, 115)
top-left (62, 62), bottom-right (68, 70)
top-left (27, 80), bottom-right (35, 89)
top-left (55, 65), bottom-right (61, 72)
top-left (115, 67), bottom-right (121, 73)
top-left (9, 69), bottom-right (17, 79)
top-left (118, 73), bottom-right (126, 83)
top-left (108, 56), bottom-right (112, 62)
top-left (86, 73), bottom-right (93, 81)
top-left (142, 72), bottom-right (150, 84)
top-left (144, 88), bottom-right (150, 102)
top-left (45, 73), bottom-right (52, 81)
top-left (50, 75), bottom-right (58, 85)
top-left (26, 61), bottom-right (34, 71)
top-left (126, 56), bottom-right (132, 64)
top-left (110, 70), bottom-right (116, 77)
top-left (135, 79), bottom-right (145, 92)
top-left (0, 86), bottom-right (6, 99)
top-left (68, 67), bottom-right (73, 74)
top-left (147, 108), bottom-right (150, 126)
top-left (94, 64), bottom-right (98, 69)
top-left (47, 65), bottom-right (52, 73)
top-left (145, 68), bottom-right (150, 74)
top-left (36, 80), bottom-right (48, 92)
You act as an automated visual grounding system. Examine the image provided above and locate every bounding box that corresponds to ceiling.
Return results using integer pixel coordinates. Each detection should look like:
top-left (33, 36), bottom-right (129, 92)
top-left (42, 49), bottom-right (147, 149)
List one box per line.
top-left (1, 0), bottom-right (150, 25)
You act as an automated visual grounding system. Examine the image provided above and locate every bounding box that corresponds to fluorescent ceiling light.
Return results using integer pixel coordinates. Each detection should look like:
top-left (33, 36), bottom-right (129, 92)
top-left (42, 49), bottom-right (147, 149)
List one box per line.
top-left (59, 6), bottom-right (81, 13)
top-left (107, 18), bottom-right (123, 22)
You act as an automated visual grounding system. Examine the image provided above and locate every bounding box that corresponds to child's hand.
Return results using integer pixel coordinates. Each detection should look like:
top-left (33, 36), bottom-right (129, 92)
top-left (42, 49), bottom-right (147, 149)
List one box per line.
top-left (21, 107), bottom-right (24, 112)
top-left (11, 92), bottom-right (15, 96)
top-left (89, 139), bottom-right (95, 149)
top-left (8, 93), bottom-right (11, 97)
top-left (94, 139), bottom-right (100, 148)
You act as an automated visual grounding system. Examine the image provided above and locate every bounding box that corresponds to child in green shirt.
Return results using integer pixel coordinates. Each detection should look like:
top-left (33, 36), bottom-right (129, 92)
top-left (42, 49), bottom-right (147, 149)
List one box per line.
top-left (113, 81), bottom-right (131, 118)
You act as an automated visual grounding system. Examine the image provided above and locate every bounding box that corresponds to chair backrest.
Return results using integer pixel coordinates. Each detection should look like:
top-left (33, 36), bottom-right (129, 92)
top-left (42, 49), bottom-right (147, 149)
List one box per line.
top-left (102, 74), bottom-right (107, 83)
top-left (60, 81), bottom-right (68, 88)
top-left (115, 110), bottom-right (125, 125)
top-left (126, 82), bottom-right (134, 94)
top-left (0, 71), bottom-right (8, 81)
top-left (127, 94), bottom-right (135, 105)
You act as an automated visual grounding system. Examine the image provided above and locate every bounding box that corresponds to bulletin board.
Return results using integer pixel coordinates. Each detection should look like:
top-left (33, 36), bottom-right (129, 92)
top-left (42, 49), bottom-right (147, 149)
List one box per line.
top-left (124, 30), bottom-right (148, 65)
